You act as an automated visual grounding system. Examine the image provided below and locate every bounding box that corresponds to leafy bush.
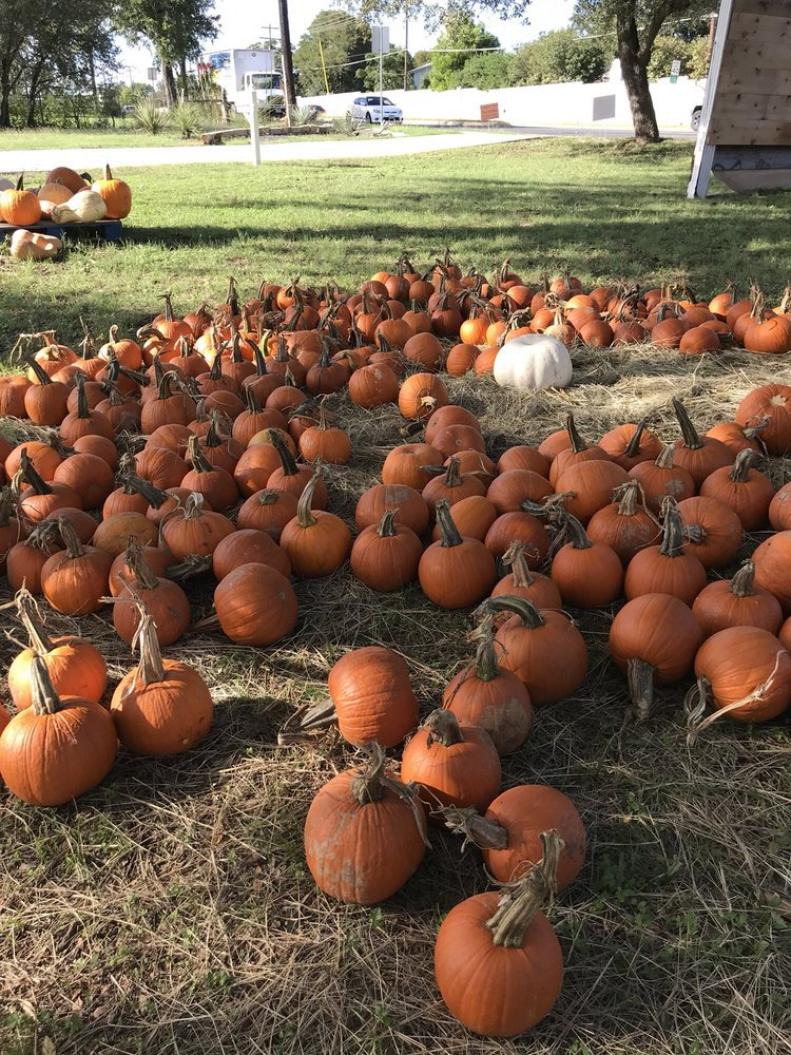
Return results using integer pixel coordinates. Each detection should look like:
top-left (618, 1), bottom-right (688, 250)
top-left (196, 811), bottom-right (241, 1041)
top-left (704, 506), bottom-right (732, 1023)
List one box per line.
top-left (134, 98), bottom-right (167, 135)
top-left (291, 105), bottom-right (317, 127)
top-left (169, 101), bottom-right (204, 139)
top-left (647, 36), bottom-right (692, 79)
top-left (511, 30), bottom-right (608, 86)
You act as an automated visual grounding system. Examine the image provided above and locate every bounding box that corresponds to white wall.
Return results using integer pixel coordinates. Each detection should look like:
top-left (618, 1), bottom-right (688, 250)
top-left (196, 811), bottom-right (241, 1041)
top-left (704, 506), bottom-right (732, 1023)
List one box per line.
top-left (300, 76), bottom-right (705, 131)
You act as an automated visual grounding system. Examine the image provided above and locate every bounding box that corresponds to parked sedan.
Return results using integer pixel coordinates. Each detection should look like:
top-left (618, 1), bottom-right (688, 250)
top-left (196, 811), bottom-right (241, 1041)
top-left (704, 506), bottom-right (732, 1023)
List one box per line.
top-left (349, 95), bottom-right (403, 123)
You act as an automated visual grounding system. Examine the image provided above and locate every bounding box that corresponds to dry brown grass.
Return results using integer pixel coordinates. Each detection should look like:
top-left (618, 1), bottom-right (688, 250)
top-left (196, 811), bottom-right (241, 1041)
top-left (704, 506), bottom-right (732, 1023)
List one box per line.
top-left (1, 343), bottom-right (790, 1055)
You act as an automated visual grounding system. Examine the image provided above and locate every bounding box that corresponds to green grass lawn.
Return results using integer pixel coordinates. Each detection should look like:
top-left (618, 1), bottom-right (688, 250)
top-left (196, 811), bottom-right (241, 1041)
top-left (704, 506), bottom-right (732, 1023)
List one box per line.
top-left (1, 137), bottom-right (790, 1055)
top-left (0, 126), bottom-right (194, 150)
top-left (2, 137), bottom-right (790, 356)
top-left (0, 121), bottom-right (447, 153)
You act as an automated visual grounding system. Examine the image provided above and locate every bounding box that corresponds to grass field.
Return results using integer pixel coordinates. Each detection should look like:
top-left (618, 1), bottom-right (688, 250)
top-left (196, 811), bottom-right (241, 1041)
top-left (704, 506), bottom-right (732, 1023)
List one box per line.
top-left (0, 122), bottom-right (447, 152)
top-left (1, 138), bottom-right (790, 1055)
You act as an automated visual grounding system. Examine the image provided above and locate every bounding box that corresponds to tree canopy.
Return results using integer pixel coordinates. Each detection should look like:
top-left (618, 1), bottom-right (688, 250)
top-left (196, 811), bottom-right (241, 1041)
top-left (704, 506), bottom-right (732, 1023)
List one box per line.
top-left (345, 0), bottom-right (530, 31)
top-left (511, 29), bottom-right (608, 85)
top-left (0, 0), bottom-right (118, 127)
top-left (294, 9), bottom-right (372, 95)
top-left (115, 0), bottom-right (219, 103)
top-left (429, 13), bottom-right (501, 90)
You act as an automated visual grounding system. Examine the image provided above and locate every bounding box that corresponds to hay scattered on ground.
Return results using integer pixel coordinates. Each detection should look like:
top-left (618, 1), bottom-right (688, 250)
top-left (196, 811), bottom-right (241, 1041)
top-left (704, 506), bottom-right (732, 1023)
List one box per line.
top-left (1, 345), bottom-right (789, 1055)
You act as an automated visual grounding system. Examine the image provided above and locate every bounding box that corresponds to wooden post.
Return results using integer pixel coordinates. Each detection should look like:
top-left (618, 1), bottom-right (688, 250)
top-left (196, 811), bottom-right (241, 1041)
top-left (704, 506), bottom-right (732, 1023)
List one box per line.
top-left (278, 0), bottom-right (297, 127)
top-left (687, 0), bottom-right (734, 199)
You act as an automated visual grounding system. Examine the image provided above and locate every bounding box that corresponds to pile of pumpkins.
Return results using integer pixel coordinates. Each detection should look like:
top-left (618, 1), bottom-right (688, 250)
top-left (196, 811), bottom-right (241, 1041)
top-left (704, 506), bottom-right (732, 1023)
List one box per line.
top-left (1, 258), bottom-right (791, 1039)
top-left (1, 164), bottom-right (132, 260)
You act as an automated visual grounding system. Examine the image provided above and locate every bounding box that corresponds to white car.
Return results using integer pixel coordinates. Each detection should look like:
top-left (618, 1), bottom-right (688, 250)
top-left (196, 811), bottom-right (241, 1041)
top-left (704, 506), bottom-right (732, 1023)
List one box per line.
top-left (349, 95), bottom-right (403, 123)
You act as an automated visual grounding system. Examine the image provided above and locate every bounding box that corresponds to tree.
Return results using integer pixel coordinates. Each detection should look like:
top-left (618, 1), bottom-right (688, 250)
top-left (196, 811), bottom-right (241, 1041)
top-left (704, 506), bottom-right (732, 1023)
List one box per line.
top-left (0, 0), bottom-right (117, 128)
top-left (359, 46), bottom-right (415, 90)
top-left (346, 1), bottom-right (531, 28)
top-left (454, 50), bottom-right (513, 88)
top-left (646, 34), bottom-right (691, 78)
top-left (573, 0), bottom-right (711, 142)
top-left (687, 33), bottom-right (710, 79)
top-left (511, 29), bottom-right (607, 85)
top-left (115, 0), bottom-right (218, 105)
top-left (429, 13), bottom-right (500, 91)
top-left (294, 9), bottom-right (371, 95)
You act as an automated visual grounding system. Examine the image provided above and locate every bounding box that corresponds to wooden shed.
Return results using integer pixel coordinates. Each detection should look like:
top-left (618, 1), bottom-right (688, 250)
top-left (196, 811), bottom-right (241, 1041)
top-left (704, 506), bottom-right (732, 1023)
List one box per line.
top-left (688, 0), bottom-right (791, 197)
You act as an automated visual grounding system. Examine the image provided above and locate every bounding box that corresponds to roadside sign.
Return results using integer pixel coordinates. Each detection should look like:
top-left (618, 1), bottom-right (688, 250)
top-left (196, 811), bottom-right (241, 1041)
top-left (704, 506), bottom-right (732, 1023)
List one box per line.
top-left (670, 59), bottom-right (681, 83)
top-left (372, 26), bottom-right (389, 54)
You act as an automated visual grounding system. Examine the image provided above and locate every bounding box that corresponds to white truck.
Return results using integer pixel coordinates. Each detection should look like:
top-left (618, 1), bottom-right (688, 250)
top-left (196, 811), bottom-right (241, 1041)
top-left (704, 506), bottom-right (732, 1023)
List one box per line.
top-left (201, 49), bottom-right (283, 111)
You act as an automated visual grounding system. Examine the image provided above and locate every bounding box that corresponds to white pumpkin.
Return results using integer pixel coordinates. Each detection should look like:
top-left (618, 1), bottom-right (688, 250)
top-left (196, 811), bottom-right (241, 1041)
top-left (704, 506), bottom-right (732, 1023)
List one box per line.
top-left (37, 181), bottom-right (73, 218)
top-left (493, 333), bottom-right (573, 391)
top-left (10, 229), bottom-right (62, 260)
top-left (51, 189), bottom-right (107, 224)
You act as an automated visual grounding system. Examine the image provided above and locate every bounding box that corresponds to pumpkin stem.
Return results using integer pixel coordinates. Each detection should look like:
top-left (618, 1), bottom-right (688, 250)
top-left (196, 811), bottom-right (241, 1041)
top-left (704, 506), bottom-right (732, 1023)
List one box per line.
top-left (162, 293), bottom-right (176, 323)
top-left (654, 443), bottom-right (676, 470)
top-left (350, 742), bottom-right (389, 803)
top-left (376, 510), bottom-right (398, 538)
top-left (244, 384), bottom-right (261, 414)
top-left (131, 600), bottom-right (167, 686)
top-left (422, 708), bottom-right (464, 747)
top-left (124, 473), bottom-right (168, 509)
top-left (296, 473), bottom-right (321, 528)
top-left (565, 413), bottom-right (587, 454)
top-left (350, 743), bottom-right (430, 847)
top-left (658, 499), bottom-right (686, 558)
top-left (627, 657), bottom-right (656, 721)
top-left (502, 542), bottom-right (536, 588)
top-left (74, 371), bottom-right (92, 420)
top-left (672, 398), bottom-right (703, 450)
top-left (156, 369), bottom-right (176, 401)
top-left (56, 515), bottom-right (84, 558)
top-left (187, 434), bottom-right (212, 475)
top-left (476, 594), bottom-right (546, 628)
top-left (731, 560), bottom-right (757, 597)
top-left (443, 805), bottom-right (508, 850)
top-left (29, 654), bottom-right (63, 716)
top-left (561, 513), bottom-right (593, 551)
top-left (255, 489), bottom-right (280, 508)
top-left (15, 587), bottom-right (54, 655)
top-left (181, 492), bottom-right (206, 521)
top-left (125, 536), bottom-right (160, 591)
top-left (25, 355), bottom-right (53, 387)
top-left (614, 480), bottom-right (643, 517)
top-left (486, 830), bottom-right (564, 948)
top-left (729, 448), bottom-right (756, 482)
top-left (226, 277), bottom-right (240, 315)
top-left (622, 419), bottom-right (647, 459)
top-left (434, 500), bottom-right (463, 548)
top-left (251, 343), bottom-right (269, 378)
top-left (443, 456), bottom-right (462, 489)
top-left (19, 450), bottom-right (52, 495)
top-left (270, 429), bottom-right (300, 478)
top-left (468, 612), bottom-right (500, 682)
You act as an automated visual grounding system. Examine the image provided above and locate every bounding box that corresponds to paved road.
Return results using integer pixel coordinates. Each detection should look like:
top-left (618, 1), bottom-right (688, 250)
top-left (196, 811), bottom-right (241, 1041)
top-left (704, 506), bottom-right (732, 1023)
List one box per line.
top-left (0, 130), bottom-right (535, 173)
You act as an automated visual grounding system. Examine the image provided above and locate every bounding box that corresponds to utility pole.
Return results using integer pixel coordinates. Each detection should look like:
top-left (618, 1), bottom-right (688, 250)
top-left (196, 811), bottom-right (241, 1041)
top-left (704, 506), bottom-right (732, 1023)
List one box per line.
top-left (277, 0), bottom-right (297, 125)
top-left (403, 4), bottom-right (409, 91)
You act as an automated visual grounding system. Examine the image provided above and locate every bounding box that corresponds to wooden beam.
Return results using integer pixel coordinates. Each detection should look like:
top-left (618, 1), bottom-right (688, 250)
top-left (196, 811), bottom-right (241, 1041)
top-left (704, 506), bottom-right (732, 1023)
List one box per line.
top-left (688, 0), bottom-right (736, 198)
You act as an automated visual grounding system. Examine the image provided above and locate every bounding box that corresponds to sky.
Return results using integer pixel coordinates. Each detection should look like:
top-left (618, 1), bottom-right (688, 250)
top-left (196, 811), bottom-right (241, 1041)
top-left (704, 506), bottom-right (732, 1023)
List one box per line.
top-left (116, 0), bottom-right (576, 82)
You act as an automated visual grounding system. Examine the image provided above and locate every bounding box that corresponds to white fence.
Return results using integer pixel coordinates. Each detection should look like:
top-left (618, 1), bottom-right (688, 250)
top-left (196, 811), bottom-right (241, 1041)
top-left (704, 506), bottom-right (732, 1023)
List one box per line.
top-left (301, 75), bottom-right (705, 131)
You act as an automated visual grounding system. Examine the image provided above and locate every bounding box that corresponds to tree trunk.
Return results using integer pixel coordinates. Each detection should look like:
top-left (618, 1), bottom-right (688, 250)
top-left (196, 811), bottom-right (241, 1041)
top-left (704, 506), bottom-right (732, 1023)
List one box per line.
top-left (179, 57), bottom-right (188, 96)
top-left (159, 53), bottom-right (177, 106)
top-left (617, 13), bottom-right (660, 143)
top-left (25, 59), bottom-right (45, 127)
top-left (0, 78), bottom-right (10, 128)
